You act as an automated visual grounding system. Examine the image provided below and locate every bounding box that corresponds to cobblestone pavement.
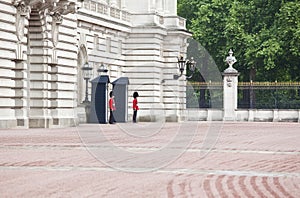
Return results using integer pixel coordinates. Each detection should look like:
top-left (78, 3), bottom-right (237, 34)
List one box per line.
top-left (0, 122), bottom-right (299, 197)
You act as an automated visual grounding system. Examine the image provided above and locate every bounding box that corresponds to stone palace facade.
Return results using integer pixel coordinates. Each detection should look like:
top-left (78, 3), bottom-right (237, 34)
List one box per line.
top-left (0, 0), bottom-right (190, 128)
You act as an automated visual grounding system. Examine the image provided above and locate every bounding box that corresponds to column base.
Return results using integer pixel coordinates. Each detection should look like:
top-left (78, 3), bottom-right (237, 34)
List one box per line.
top-left (0, 119), bottom-right (17, 129)
top-left (223, 117), bottom-right (236, 121)
top-left (29, 118), bottom-right (78, 128)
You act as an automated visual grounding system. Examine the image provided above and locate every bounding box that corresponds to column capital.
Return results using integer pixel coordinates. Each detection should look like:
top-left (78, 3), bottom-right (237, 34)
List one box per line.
top-left (13, 0), bottom-right (31, 17)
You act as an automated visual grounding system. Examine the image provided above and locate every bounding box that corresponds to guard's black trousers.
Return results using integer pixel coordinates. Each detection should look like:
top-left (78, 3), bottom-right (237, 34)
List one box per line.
top-left (109, 110), bottom-right (116, 124)
top-left (133, 110), bottom-right (137, 123)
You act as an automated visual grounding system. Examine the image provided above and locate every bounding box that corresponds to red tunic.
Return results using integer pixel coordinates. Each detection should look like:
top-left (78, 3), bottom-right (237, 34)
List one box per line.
top-left (133, 98), bottom-right (139, 110)
top-left (109, 98), bottom-right (116, 111)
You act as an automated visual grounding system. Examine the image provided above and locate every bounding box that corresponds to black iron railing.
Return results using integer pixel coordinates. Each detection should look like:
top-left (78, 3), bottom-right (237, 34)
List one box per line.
top-left (238, 82), bottom-right (300, 109)
top-left (187, 82), bottom-right (300, 109)
top-left (186, 82), bottom-right (223, 108)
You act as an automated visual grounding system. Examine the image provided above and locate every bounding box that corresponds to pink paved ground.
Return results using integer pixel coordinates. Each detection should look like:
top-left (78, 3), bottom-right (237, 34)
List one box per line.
top-left (0, 122), bottom-right (299, 197)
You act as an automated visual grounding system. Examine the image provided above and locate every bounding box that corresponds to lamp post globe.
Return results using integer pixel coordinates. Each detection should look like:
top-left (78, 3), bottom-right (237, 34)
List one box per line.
top-left (178, 56), bottom-right (186, 75)
top-left (97, 63), bottom-right (108, 75)
top-left (173, 56), bottom-right (197, 80)
top-left (187, 57), bottom-right (196, 79)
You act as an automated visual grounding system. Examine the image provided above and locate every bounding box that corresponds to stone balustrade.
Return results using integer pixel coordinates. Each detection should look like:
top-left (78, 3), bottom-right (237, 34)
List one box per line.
top-left (83, 0), bottom-right (131, 22)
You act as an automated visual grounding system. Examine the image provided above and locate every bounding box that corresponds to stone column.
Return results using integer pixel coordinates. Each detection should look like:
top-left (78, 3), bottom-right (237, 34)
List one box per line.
top-left (27, 0), bottom-right (77, 128)
top-left (27, 10), bottom-right (52, 128)
top-left (223, 49), bottom-right (239, 121)
top-left (161, 35), bottom-right (190, 122)
top-left (13, 0), bottom-right (31, 128)
top-left (124, 28), bottom-right (165, 122)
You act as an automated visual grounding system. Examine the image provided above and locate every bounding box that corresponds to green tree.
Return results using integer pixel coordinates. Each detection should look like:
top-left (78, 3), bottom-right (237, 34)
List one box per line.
top-left (177, 0), bottom-right (203, 29)
top-left (178, 0), bottom-right (300, 82)
top-left (275, 1), bottom-right (300, 81)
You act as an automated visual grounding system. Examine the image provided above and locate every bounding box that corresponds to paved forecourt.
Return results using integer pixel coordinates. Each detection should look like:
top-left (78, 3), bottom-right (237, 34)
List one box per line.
top-left (0, 122), bottom-right (299, 197)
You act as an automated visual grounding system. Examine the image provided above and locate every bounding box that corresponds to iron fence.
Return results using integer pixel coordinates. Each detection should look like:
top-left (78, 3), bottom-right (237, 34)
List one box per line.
top-left (238, 82), bottom-right (300, 109)
top-left (187, 82), bottom-right (300, 109)
top-left (186, 82), bottom-right (223, 108)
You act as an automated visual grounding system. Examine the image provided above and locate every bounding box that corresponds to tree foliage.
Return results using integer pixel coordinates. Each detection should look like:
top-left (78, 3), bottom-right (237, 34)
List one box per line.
top-left (177, 0), bottom-right (300, 82)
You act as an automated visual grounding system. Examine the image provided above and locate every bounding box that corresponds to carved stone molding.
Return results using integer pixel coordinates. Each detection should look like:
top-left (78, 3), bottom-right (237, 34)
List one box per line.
top-left (13, 0), bottom-right (80, 60)
top-left (13, 0), bottom-right (79, 26)
top-left (52, 11), bottom-right (63, 24)
top-left (51, 12), bottom-right (62, 47)
top-left (13, 0), bottom-right (80, 15)
top-left (226, 76), bottom-right (233, 87)
top-left (55, 0), bottom-right (77, 15)
top-left (13, 0), bottom-right (31, 41)
top-left (29, 0), bottom-right (44, 8)
top-left (14, 0), bottom-right (31, 17)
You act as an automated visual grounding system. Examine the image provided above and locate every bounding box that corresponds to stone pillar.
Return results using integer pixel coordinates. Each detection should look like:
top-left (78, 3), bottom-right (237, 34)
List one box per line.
top-left (28, 10), bottom-right (52, 128)
top-left (162, 35), bottom-right (190, 122)
top-left (13, 0), bottom-right (31, 128)
top-left (27, 0), bottom-right (77, 128)
top-left (223, 49), bottom-right (239, 121)
top-left (124, 28), bottom-right (165, 122)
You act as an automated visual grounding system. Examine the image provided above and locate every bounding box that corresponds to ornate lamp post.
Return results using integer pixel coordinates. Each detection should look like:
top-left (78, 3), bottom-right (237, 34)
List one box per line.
top-left (174, 56), bottom-right (196, 79)
top-left (81, 62), bottom-right (93, 103)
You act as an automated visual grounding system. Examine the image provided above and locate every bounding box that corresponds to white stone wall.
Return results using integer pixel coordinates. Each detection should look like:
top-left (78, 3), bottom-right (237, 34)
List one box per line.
top-left (0, 0), bottom-right (80, 128)
top-left (187, 109), bottom-right (300, 123)
top-left (0, 0), bottom-right (189, 128)
top-left (25, 9), bottom-right (79, 128)
top-left (0, 0), bottom-right (26, 128)
top-left (79, 0), bottom-right (190, 122)
top-left (77, 0), bottom-right (131, 99)
top-left (123, 27), bottom-right (165, 121)
top-left (125, 0), bottom-right (177, 15)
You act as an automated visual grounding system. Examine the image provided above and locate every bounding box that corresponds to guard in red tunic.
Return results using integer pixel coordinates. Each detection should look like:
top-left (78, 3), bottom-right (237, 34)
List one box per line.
top-left (109, 91), bottom-right (116, 124)
top-left (133, 92), bottom-right (139, 123)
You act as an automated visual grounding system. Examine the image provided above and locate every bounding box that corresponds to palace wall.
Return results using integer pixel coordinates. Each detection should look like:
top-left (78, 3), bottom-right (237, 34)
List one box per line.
top-left (0, 0), bottom-right (190, 128)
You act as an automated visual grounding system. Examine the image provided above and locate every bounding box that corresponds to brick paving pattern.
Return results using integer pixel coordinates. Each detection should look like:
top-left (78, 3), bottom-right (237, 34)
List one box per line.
top-left (0, 122), bottom-right (299, 197)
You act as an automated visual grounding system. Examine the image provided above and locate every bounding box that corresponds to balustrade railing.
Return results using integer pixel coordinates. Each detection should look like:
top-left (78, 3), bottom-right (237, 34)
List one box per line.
top-left (82, 1), bottom-right (131, 22)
